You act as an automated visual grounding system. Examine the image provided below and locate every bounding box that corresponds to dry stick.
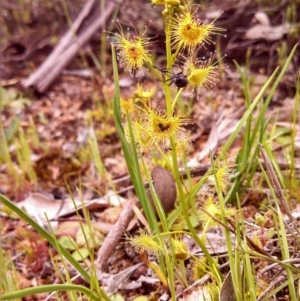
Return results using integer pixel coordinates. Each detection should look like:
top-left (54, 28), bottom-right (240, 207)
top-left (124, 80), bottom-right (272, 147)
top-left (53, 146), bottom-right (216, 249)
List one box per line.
top-left (96, 199), bottom-right (137, 272)
top-left (38, 2), bottom-right (115, 93)
top-left (22, 0), bottom-right (97, 88)
top-left (22, 1), bottom-right (116, 92)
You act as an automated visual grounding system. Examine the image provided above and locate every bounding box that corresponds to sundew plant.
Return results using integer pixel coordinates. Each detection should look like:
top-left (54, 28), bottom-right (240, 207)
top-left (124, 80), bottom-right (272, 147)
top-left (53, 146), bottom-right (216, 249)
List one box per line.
top-left (109, 0), bottom-right (229, 297)
top-left (110, 0), bottom-right (232, 299)
top-left (0, 1), bottom-right (299, 301)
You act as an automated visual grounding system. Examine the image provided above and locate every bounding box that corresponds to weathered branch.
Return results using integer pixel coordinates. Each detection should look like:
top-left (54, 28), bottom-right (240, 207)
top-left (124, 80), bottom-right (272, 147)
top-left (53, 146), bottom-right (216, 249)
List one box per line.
top-left (96, 199), bottom-right (137, 271)
top-left (22, 0), bottom-right (117, 92)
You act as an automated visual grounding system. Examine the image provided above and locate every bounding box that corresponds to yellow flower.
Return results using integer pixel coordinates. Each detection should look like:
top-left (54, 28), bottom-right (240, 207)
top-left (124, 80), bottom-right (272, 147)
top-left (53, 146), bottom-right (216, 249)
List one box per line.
top-left (124, 104), bottom-right (190, 153)
top-left (131, 120), bottom-right (154, 151)
top-left (165, 0), bottom-right (180, 5)
top-left (151, 0), bottom-right (180, 5)
top-left (126, 229), bottom-right (165, 256)
top-left (139, 107), bottom-right (189, 152)
top-left (185, 56), bottom-right (225, 95)
top-left (190, 257), bottom-right (209, 280)
top-left (198, 194), bottom-right (220, 229)
top-left (120, 98), bottom-right (135, 114)
top-left (109, 21), bottom-right (155, 75)
top-left (198, 193), bottom-right (236, 229)
top-left (150, 0), bottom-right (165, 5)
top-left (121, 85), bottom-right (156, 119)
top-left (132, 84), bottom-right (156, 107)
top-left (171, 5), bottom-right (225, 53)
top-left (170, 238), bottom-right (188, 260)
top-left (214, 158), bottom-right (234, 193)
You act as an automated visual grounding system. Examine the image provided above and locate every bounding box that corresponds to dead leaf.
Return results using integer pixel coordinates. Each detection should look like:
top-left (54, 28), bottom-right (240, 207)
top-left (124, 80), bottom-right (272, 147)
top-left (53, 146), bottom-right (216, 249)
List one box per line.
top-left (17, 192), bottom-right (62, 226)
top-left (97, 262), bottom-right (145, 294)
top-left (253, 12), bottom-right (270, 26)
top-left (180, 287), bottom-right (212, 301)
top-left (16, 192), bottom-right (110, 224)
top-left (219, 271), bottom-right (236, 301)
top-left (98, 206), bottom-right (123, 224)
top-left (245, 23), bottom-right (290, 41)
top-left (56, 221), bottom-right (81, 237)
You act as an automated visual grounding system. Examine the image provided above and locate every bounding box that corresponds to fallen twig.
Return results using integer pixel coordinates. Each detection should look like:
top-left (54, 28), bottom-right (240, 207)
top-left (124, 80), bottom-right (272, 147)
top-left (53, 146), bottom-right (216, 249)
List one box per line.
top-left (96, 199), bottom-right (137, 271)
top-left (22, 0), bottom-right (117, 92)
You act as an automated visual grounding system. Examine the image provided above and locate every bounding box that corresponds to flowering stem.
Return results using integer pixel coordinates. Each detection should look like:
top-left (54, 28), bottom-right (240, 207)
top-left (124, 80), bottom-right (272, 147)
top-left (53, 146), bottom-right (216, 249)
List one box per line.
top-left (170, 137), bottom-right (184, 199)
top-left (161, 11), bottom-right (178, 290)
top-left (164, 8), bottom-right (173, 118)
top-left (163, 5), bottom-right (219, 273)
top-left (165, 9), bottom-right (185, 215)
top-left (170, 135), bottom-right (221, 273)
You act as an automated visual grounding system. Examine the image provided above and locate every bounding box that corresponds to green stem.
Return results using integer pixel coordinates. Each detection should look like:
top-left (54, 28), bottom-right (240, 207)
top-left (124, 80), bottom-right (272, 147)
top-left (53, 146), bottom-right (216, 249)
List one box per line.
top-left (163, 8), bottom-right (178, 301)
top-left (172, 88), bottom-right (184, 111)
top-left (170, 138), bottom-right (218, 273)
top-left (201, 218), bottom-right (211, 241)
top-left (163, 3), bottom-right (221, 282)
top-left (164, 8), bottom-right (173, 117)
